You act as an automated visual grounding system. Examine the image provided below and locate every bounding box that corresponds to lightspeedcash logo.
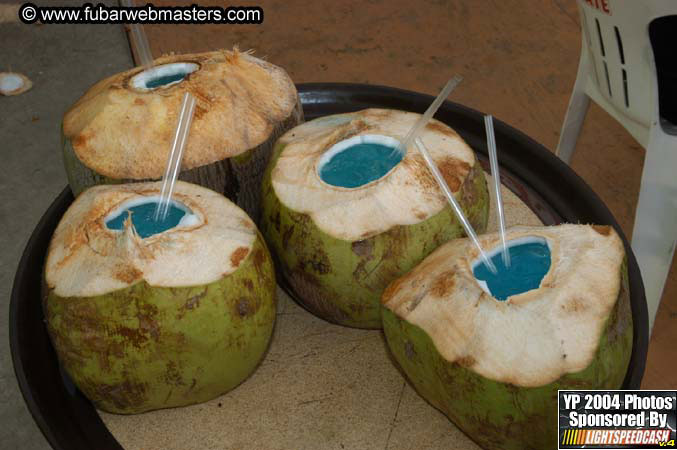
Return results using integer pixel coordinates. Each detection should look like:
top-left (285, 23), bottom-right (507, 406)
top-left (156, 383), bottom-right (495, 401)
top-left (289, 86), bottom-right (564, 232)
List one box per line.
top-left (559, 390), bottom-right (677, 449)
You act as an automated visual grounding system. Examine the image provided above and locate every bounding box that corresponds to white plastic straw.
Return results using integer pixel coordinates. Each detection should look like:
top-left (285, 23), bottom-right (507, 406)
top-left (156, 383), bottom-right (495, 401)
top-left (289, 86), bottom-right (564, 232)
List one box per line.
top-left (414, 137), bottom-right (497, 274)
top-left (155, 92), bottom-right (196, 221)
top-left (121, 0), bottom-right (153, 69)
top-left (397, 75), bottom-right (463, 154)
top-left (485, 115), bottom-right (510, 267)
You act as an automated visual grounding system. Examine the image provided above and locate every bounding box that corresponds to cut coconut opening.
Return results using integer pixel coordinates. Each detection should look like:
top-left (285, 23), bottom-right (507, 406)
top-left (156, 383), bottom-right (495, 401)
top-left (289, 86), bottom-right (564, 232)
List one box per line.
top-left (105, 196), bottom-right (199, 239)
top-left (317, 134), bottom-right (404, 188)
top-left (472, 236), bottom-right (551, 301)
top-left (0, 73), bottom-right (24, 93)
top-left (129, 63), bottom-right (199, 91)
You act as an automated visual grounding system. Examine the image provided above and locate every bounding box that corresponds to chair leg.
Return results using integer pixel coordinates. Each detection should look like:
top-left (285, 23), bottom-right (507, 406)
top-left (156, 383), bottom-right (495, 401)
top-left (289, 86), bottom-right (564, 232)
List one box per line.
top-left (556, 53), bottom-right (591, 164)
top-left (631, 127), bottom-right (677, 332)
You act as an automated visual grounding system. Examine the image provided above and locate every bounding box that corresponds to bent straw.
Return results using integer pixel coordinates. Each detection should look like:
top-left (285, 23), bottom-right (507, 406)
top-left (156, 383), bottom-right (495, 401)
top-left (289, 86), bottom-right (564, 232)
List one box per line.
top-left (121, 0), bottom-right (153, 69)
top-left (155, 92), bottom-right (196, 221)
top-left (396, 75), bottom-right (463, 155)
top-left (485, 115), bottom-right (510, 267)
top-left (414, 137), bottom-right (497, 274)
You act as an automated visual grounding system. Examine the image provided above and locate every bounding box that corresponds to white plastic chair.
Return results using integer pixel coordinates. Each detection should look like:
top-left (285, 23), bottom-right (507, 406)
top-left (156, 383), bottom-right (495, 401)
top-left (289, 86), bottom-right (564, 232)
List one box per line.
top-left (557, 0), bottom-right (677, 331)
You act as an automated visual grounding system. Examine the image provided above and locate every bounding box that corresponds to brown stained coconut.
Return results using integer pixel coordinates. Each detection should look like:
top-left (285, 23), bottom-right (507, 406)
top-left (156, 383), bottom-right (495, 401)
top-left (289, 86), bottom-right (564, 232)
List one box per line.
top-left (382, 224), bottom-right (628, 386)
top-left (43, 181), bottom-right (277, 413)
top-left (381, 224), bottom-right (632, 449)
top-left (62, 49), bottom-right (303, 220)
top-left (261, 109), bottom-right (490, 328)
top-left (45, 181), bottom-right (258, 297)
top-left (270, 109), bottom-right (481, 241)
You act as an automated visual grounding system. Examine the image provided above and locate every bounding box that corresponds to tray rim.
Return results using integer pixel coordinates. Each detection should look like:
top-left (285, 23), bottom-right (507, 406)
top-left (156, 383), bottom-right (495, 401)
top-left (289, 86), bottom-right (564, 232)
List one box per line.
top-left (10, 82), bottom-right (649, 450)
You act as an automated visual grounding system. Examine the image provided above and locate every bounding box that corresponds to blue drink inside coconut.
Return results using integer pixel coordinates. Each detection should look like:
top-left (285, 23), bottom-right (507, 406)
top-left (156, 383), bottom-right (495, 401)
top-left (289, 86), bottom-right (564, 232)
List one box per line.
top-left (132, 63), bottom-right (197, 90)
top-left (381, 224), bottom-right (633, 450)
top-left (43, 181), bottom-right (276, 414)
top-left (261, 108), bottom-right (489, 329)
top-left (318, 135), bottom-right (404, 188)
top-left (61, 49), bottom-right (303, 220)
top-left (473, 237), bottom-right (551, 301)
top-left (104, 197), bottom-right (197, 238)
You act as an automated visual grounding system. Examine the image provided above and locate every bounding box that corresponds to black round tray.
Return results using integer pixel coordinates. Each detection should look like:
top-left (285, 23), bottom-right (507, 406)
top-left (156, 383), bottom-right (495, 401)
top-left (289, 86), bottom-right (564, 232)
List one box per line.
top-left (10, 83), bottom-right (649, 450)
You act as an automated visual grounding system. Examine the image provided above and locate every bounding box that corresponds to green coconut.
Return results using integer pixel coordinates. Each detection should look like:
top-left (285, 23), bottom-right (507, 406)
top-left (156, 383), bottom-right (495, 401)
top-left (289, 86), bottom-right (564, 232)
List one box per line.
top-left (43, 181), bottom-right (276, 414)
top-left (261, 109), bottom-right (489, 329)
top-left (381, 224), bottom-right (633, 450)
top-left (61, 49), bottom-right (303, 220)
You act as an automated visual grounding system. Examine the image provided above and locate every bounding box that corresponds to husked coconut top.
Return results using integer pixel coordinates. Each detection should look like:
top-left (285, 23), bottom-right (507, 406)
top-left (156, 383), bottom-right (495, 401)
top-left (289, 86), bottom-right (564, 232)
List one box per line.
top-left (46, 181), bottom-right (257, 298)
top-left (382, 224), bottom-right (626, 387)
top-left (271, 109), bottom-right (478, 241)
top-left (62, 49), bottom-right (298, 179)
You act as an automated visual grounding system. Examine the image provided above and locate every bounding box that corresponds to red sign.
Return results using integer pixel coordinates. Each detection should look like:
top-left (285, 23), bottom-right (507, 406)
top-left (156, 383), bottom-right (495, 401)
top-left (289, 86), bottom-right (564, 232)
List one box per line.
top-left (584, 0), bottom-right (611, 15)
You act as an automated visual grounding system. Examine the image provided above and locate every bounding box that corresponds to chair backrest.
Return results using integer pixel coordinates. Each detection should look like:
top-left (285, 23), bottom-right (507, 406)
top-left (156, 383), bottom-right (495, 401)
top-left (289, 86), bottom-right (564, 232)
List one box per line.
top-left (576, 0), bottom-right (676, 129)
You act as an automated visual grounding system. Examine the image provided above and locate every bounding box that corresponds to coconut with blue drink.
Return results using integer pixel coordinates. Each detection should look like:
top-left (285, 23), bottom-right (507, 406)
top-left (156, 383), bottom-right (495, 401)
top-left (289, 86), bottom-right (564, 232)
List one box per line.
top-left (61, 49), bottom-right (302, 220)
top-left (381, 224), bottom-right (632, 450)
top-left (43, 181), bottom-right (276, 414)
top-left (260, 108), bottom-right (490, 329)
